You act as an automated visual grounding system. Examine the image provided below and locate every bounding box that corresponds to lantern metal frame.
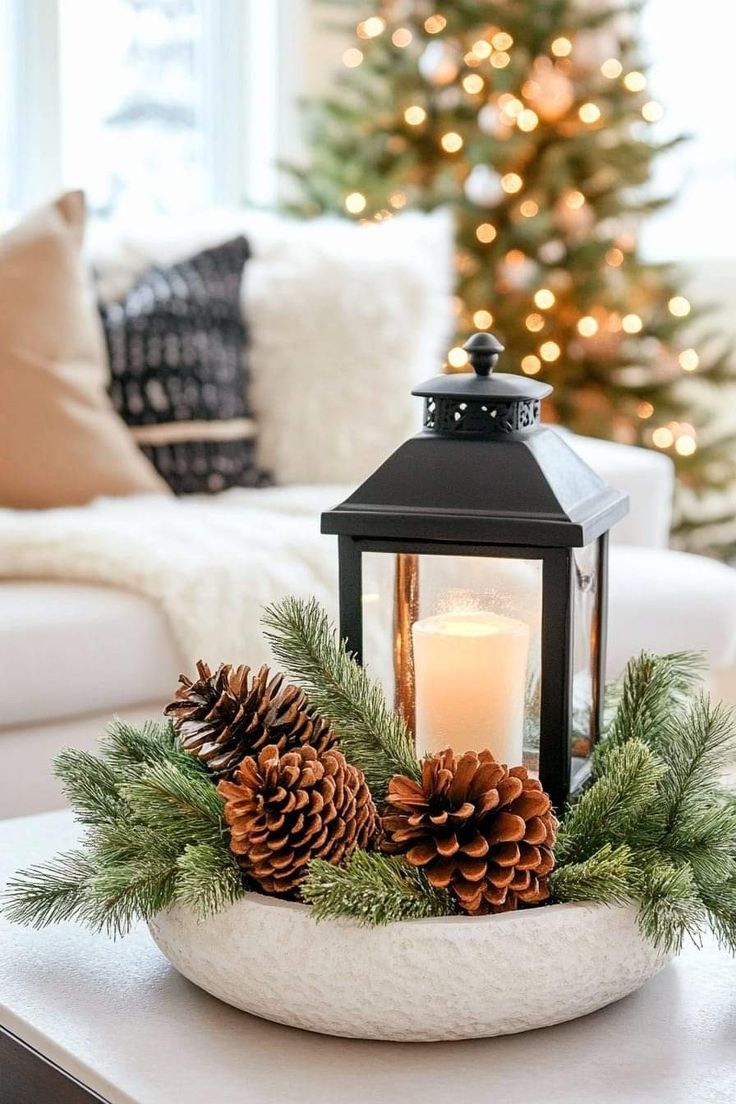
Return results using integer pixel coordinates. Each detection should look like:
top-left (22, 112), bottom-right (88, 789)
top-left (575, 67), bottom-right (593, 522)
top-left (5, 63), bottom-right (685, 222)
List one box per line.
top-left (322, 333), bottom-right (628, 810)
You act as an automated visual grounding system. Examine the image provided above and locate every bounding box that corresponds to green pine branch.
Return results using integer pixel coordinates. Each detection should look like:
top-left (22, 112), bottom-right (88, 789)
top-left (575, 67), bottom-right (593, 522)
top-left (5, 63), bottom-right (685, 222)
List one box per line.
top-left (262, 596), bottom-right (420, 800)
top-left (301, 851), bottom-right (453, 925)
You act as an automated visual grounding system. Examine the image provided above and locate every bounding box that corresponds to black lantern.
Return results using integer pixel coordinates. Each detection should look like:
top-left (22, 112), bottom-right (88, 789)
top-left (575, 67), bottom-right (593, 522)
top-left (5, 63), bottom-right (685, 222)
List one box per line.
top-left (322, 332), bottom-right (628, 810)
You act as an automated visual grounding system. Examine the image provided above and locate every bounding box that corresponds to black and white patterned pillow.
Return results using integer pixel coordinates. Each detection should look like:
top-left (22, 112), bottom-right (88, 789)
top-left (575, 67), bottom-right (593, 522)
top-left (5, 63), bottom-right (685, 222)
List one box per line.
top-left (100, 236), bottom-right (270, 495)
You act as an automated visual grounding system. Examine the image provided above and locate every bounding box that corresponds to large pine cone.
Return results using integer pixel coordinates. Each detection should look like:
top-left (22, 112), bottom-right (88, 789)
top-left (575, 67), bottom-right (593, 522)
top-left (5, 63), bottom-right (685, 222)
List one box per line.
top-left (218, 744), bottom-right (377, 896)
top-left (164, 661), bottom-right (335, 779)
top-left (382, 748), bottom-right (556, 915)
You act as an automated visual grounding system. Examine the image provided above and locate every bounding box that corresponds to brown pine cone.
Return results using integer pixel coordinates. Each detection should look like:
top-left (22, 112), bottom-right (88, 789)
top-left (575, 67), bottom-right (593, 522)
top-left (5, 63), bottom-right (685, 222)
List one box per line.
top-left (164, 661), bottom-right (335, 779)
top-left (218, 744), bottom-right (377, 896)
top-left (382, 748), bottom-right (556, 915)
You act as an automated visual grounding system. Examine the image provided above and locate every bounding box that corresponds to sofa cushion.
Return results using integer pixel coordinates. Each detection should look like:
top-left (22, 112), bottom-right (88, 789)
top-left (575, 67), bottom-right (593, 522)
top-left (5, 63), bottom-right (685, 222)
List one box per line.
top-left (100, 237), bottom-right (270, 495)
top-left (0, 581), bottom-right (183, 727)
top-left (0, 192), bottom-right (167, 509)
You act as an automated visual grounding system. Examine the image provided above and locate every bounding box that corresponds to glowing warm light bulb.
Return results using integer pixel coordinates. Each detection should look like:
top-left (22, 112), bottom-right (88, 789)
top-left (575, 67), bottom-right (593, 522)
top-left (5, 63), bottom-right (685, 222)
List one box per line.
top-left (392, 27), bottom-right (412, 47)
top-left (357, 16), bottom-right (385, 38)
top-left (652, 427), bottom-right (674, 449)
top-left (441, 131), bottom-right (464, 152)
top-left (534, 288), bottom-right (555, 309)
top-left (579, 102), bottom-right (601, 124)
top-left (669, 295), bottom-right (691, 317)
top-left (679, 348), bottom-right (699, 372)
top-left (566, 190), bottom-right (586, 209)
top-left (462, 73), bottom-right (485, 94)
top-left (551, 36), bottom-right (572, 57)
top-left (676, 434), bottom-right (697, 456)
top-left (622, 313), bottom-right (643, 334)
top-left (404, 105), bottom-right (427, 125)
top-left (476, 223), bottom-right (497, 244)
top-left (637, 401), bottom-right (654, 419)
top-left (343, 47), bottom-right (363, 68)
top-left (473, 309), bottom-right (494, 329)
top-left (624, 70), bottom-right (647, 92)
top-left (492, 31), bottom-right (514, 51)
top-left (490, 51), bottom-right (510, 68)
top-left (472, 39), bottom-right (492, 59)
top-left (521, 354), bottom-right (542, 375)
top-left (502, 172), bottom-right (523, 194)
top-left (540, 340), bottom-right (561, 362)
top-left (526, 313), bottom-right (545, 332)
top-left (505, 249), bottom-right (526, 265)
top-left (424, 13), bottom-right (447, 33)
top-left (389, 190), bottom-right (407, 209)
top-left (606, 247), bottom-right (624, 267)
top-left (577, 315), bottom-right (599, 337)
top-left (345, 192), bottom-right (367, 215)
top-left (517, 108), bottom-right (539, 132)
top-left (500, 95), bottom-right (524, 119)
top-left (448, 346), bottom-right (470, 368)
top-left (642, 101), bottom-right (664, 122)
top-left (520, 200), bottom-right (539, 218)
top-left (601, 58), bottom-right (623, 79)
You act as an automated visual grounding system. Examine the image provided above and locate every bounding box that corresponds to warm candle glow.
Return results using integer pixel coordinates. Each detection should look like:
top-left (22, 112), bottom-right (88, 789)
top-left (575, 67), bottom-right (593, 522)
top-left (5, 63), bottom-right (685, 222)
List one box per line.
top-left (412, 611), bottom-right (530, 763)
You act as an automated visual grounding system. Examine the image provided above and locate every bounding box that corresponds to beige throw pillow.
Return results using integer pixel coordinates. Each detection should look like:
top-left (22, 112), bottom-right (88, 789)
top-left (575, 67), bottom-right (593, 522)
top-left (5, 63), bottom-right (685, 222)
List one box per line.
top-left (0, 191), bottom-right (168, 508)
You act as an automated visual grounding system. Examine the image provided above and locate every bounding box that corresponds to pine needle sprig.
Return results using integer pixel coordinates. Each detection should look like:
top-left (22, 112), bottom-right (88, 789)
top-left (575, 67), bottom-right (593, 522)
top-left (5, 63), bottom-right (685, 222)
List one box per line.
top-left (550, 844), bottom-right (637, 906)
top-left (3, 850), bottom-right (99, 929)
top-left (555, 739), bottom-right (665, 864)
top-left (262, 596), bottom-right (420, 799)
top-left (635, 861), bottom-right (706, 956)
top-left (54, 749), bottom-right (127, 828)
top-left (301, 851), bottom-right (454, 926)
top-left (119, 760), bottom-right (225, 847)
top-left (175, 844), bottom-right (245, 918)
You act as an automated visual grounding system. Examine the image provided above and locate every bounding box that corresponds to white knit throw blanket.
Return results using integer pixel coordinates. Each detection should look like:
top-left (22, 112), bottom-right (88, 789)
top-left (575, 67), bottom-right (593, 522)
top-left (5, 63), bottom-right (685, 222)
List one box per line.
top-left (0, 487), bottom-right (347, 666)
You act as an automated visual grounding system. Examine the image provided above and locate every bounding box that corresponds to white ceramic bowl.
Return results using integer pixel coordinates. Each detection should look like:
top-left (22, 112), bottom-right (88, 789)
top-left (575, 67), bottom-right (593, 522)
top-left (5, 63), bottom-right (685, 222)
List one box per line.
top-left (149, 893), bottom-right (669, 1041)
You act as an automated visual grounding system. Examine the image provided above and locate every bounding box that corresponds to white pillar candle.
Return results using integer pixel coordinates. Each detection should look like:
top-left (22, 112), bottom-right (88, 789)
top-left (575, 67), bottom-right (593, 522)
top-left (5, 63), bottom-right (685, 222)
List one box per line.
top-left (412, 610), bottom-right (530, 765)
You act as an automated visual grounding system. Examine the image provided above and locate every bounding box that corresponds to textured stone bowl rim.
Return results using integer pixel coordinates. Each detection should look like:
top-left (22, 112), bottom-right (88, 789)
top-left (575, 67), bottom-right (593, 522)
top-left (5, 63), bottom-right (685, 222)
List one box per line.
top-left (149, 888), bottom-right (670, 1041)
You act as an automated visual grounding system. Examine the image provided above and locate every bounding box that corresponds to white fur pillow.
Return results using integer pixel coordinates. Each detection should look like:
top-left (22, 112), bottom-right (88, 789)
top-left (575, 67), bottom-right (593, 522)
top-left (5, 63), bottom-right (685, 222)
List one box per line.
top-left (90, 208), bottom-right (455, 486)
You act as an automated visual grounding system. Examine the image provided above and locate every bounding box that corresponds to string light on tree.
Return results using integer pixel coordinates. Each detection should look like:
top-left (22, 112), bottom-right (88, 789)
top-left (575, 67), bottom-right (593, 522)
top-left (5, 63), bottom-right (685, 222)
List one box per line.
top-left (525, 313), bottom-right (545, 332)
top-left (579, 102), bottom-right (602, 124)
top-left (462, 73), bottom-right (485, 94)
top-left (392, 27), bottom-right (412, 48)
top-left (606, 247), bottom-right (624, 267)
top-left (652, 426), bottom-right (674, 449)
top-left (343, 48), bottom-right (363, 68)
top-left (502, 172), bottom-right (523, 193)
top-left (669, 295), bottom-right (691, 317)
top-left (475, 222), bottom-right (497, 243)
top-left (357, 16), bottom-right (385, 39)
top-left (637, 401), bottom-right (654, 419)
top-left (601, 58), bottom-right (623, 78)
top-left (517, 108), bottom-right (539, 132)
top-left (389, 191), bottom-right (407, 209)
top-left (676, 433), bottom-right (697, 456)
top-left (540, 340), bottom-right (561, 362)
top-left (447, 346), bottom-right (469, 367)
top-left (624, 70), bottom-right (647, 92)
top-left (441, 131), bottom-right (464, 153)
top-left (473, 309), bottom-right (494, 329)
top-left (622, 313), bottom-right (643, 333)
top-left (534, 288), bottom-right (556, 309)
top-left (404, 105), bottom-right (426, 125)
top-left (520, 199), bottom-right (539, 218)
top-left (679, 348), bottom-right (699, 371)
top-left (642, 101), bottom-right (664, 122)
top-left (425, 14), bottom-right (447, 34)
top-left (490, 51), bottom-right (511, 68)
top-left (551, 36), bottom-right (573, 57)
top-left (492, 31), bottom-right (514, 51)
top-left (472, 38), bottom-right (492, 59)
top-left (577, 315), bottom-right (599, 337)
top-left (521, 354), bottom-right (542, 375)
top-left (344, 192), bottom-right (367, 214)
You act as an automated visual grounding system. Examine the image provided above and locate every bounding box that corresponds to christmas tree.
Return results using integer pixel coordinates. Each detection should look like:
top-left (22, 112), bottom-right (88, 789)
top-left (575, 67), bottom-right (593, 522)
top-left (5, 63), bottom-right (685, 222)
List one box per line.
top-left (291, 0), bottom-right (735, 554)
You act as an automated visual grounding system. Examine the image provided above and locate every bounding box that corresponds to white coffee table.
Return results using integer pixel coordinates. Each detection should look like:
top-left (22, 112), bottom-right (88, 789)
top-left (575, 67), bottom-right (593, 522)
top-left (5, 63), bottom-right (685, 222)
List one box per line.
top-left (1, 810), bottom-right (734, 1104)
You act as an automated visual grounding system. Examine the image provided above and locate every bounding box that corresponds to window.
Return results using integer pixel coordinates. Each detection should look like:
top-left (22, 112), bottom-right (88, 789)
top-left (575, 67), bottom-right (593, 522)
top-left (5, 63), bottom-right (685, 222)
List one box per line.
top-left (0, 0), bottom-right (295, 218)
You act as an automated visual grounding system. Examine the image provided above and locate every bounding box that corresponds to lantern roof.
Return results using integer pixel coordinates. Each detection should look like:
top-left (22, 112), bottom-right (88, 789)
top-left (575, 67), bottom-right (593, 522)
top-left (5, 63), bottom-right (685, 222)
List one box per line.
top-left (322, 332), bottom-right (628, 548)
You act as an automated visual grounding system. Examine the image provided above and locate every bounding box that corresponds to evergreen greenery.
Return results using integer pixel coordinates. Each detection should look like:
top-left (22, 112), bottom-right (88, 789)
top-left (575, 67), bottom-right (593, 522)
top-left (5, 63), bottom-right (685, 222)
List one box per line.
top-left (262, 595), bottom-right (420, 799)
top-left (302, 851), bottom-right (453, 925)
top-left (3, 601), bottom-right (735, 958)
top-left (290, 1), bottom-right (735, 554)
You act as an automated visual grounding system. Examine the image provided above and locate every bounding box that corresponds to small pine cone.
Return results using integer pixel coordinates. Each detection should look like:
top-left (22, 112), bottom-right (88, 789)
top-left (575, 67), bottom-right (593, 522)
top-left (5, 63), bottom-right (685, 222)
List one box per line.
top-left (164, 661), bottom-right (335, 779)
top-left (218, 744), bottom-right (377, 896)
top-left (382, 748), bottom-right (556, 915)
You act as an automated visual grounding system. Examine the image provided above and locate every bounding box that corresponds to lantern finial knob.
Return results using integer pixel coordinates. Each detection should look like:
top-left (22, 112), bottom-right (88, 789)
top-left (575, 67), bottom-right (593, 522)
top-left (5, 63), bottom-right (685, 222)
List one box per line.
top-left (463, 332), bottom-right (505, 378)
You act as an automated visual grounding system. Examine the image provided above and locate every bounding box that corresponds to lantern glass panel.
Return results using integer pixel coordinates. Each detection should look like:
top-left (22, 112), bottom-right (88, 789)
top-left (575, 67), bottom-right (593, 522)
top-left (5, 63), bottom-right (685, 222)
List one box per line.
top-left (571, 540), bottom-right (602, 782)
top-left (361, 552), bottom-right (543, 770)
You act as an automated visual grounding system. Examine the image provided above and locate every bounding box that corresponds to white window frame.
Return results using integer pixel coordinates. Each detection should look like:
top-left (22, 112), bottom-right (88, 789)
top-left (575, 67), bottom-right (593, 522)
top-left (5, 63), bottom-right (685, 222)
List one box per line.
top-left (0, 0), bottom-right (304, 213)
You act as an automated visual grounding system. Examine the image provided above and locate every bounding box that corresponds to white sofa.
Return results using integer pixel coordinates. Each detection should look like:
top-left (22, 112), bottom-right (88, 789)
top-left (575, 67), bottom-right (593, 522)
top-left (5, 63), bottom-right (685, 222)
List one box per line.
top-left (3, 432), bottom-right (736, 819)
top-left (2, 208), bottom-right (736, 818)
